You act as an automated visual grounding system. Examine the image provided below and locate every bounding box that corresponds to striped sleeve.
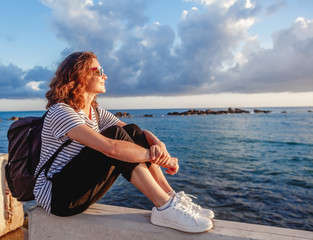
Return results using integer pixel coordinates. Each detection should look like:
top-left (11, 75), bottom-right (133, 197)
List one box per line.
top-left (48, 103), bottom-right (85, 142)
top-left (97, 106), bottom-right (120, 131)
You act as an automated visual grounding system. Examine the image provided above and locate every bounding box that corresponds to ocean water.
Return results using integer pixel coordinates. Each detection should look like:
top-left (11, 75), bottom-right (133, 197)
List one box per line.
top-left (1, 107), bottom-right (313, 231)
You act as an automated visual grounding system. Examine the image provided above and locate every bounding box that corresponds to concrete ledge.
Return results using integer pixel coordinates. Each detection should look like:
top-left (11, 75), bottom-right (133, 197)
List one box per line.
top-left (0, 153), bottom-right (24, 237)
top-left (29, 203), bottom-right (313, 240)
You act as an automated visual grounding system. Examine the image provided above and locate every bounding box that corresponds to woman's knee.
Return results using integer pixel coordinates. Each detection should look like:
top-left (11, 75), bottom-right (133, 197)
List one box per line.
top-left (101, 125), bottom-right (121, 137)
top-left (122, 124), bottom-right (150, 148)
top-left (123, 124), bottom-right (143, 136)
top-left (101, 125), bottom-right (133, 142)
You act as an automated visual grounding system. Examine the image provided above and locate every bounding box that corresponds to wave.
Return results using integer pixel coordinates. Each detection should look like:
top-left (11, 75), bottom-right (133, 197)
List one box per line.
top-left (233, 137), bottom-right (313, 147)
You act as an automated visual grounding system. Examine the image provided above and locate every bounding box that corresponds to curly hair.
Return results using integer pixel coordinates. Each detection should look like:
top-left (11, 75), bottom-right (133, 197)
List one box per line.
top-left (46, 51), bottom-right (98, 110)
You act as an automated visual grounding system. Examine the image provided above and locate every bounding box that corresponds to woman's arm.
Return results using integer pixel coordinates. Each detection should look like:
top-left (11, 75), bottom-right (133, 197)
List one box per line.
top-left (117, 121), bottom-right (171, 161)
top-left (143, 129), bottom-right (162, 146)
top-left (116, 120), bottom-right (127, 127)
top-left (114, 120), bottom-right (179, 174)
top-left (67, 124), bottom-right (151, 163)
top-left (143, 129), bottom-right (173, 164)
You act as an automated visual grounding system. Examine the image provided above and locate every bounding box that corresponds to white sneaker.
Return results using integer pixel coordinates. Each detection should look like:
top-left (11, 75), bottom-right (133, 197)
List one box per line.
top-left (151, 196), bottom-right (213, 233)
top-left (175, 191), bottom-right (215, 219)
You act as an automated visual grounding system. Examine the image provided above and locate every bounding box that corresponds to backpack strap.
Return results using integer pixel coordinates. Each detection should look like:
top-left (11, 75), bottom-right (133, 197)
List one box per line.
top-left (36, 106), bottom-right (99, 180)
top-left (35, 139), bottom-right (72, 180)
top-left (28, 111), bottom-right (48, 168)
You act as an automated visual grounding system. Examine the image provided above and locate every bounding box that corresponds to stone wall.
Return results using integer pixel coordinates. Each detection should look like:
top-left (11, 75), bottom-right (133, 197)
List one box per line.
top-left (0, 153), bottom-right (24, 237)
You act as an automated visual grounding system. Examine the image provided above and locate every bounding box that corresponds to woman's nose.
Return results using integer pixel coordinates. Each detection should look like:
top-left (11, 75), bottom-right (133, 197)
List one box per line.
top-left (102, 74), bottom-right (108, 80)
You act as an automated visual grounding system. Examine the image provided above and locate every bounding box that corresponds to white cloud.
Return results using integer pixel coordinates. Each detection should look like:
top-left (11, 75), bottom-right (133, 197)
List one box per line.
top-left (188, 0), bottom-right (237, 9)
top-left (2, 0), bottom-right (313, 100)
top-left (220, 0), bottom-right (237, 9)
top-left (226, 17), bottom-right (255, 37)
top-left (217, 17), bottom-right (313, 93)
top-left (245, 0), bottom-right (254, 9)
top-left (35, 0), bottom-right (313, 96)
top-left (181, 10), bottom-right (189, 20)
top-left (0, 63), bottom-right (51, 99)
top-left (26, 81), bottom-right (45, 91)
top-left (189, 0), bottom-right (253, 10)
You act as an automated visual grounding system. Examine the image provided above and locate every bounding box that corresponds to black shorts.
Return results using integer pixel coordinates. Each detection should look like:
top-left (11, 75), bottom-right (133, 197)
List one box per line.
top-left (50, 124), bottom-right (151, 216)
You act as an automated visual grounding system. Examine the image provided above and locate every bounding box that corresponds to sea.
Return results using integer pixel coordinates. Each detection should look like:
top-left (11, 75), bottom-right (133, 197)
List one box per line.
top-left (1, 107), bottom-right (313, 231)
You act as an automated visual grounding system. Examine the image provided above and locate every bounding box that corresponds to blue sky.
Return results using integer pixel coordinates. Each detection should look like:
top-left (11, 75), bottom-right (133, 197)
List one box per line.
top-left (0, 0), bottom-right (312, 111)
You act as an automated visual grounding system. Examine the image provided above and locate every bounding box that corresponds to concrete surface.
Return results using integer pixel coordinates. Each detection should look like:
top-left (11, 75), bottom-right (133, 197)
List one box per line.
top-left (29, 203), bottom-right (313, 240)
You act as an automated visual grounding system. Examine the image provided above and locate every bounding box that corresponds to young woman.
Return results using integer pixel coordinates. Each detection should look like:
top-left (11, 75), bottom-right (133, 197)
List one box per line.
top-left (34, 51), bottom-right (214, 233)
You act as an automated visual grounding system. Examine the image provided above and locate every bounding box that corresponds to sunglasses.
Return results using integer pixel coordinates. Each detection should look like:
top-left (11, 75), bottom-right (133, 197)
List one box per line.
top-left (91, 67), bottom-right (104, 77)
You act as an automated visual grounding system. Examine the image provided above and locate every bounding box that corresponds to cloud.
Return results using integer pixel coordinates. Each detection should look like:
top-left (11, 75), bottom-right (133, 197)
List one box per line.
top-left (2, 0), bottom-right (312, 99)
top-left (38, 0), bottom-right (262, 96)
top-left (0, 63), bottom-right (52, 99)
top-left (216, 17), bottom-right (313, 93)
top-left (264, 1), bottom-right (286, 16)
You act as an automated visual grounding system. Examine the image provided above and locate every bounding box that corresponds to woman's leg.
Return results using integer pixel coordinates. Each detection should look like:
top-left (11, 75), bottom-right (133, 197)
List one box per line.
top-left (113, 125), bottom-right (213, 232)
top-left (148, 164), bottom-right (174, 195)
top-left (122, 124), bottom-right (174, 195)
top-left (131, 162), bottom-right (213, 233)
top-left (130, 163), bottom-right (170, 208)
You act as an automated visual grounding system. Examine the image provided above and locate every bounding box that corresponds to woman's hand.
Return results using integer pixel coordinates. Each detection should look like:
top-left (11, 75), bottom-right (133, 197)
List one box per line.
top-left (150, 144), bottom-right (179, 175)
top-left (144, 130), bottom-right (171, 160)
top-left (143, 130), bottom-right (179, 174)
top-left (164, 157), bottom-right (179, 175)
top-left (150, 143), bottom-right (171, 166)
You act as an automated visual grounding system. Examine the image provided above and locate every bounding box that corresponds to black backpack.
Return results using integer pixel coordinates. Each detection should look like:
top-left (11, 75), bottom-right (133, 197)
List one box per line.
top-left (5, 112), bottom-right (71, 201)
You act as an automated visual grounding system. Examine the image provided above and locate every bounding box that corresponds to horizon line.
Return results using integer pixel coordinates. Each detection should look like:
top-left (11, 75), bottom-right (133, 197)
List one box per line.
top-left (0, 105), bottom-right (313, 113)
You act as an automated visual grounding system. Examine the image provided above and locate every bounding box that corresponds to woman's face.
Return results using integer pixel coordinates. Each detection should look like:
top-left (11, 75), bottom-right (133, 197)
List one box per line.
top-left (85, 58), bottom-right (107, 95)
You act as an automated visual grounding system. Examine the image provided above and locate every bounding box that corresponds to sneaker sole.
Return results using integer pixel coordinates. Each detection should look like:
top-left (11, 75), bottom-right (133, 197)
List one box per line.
top-left (151, 216), bottom-right (213, 233)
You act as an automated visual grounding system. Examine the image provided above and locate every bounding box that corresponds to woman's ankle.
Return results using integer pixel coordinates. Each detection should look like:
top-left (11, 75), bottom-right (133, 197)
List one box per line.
top-left (157, 197), bottom-right (173, 210)
top-left (167, 190), bottom-right (175, 197)
top-left (154, 195), bottom-right (172, 208)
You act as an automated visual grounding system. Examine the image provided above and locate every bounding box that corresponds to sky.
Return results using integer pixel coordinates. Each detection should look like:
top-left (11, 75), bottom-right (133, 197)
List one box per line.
top-left (0, 0), bottom-right (312, 111)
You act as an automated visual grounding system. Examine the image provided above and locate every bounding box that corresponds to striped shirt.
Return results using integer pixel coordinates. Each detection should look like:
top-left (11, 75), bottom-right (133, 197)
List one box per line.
top-left (34, 103), bottom-right (119, 213)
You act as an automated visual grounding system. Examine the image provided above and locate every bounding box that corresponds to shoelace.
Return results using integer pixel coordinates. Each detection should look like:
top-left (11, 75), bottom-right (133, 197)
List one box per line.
top-left (175, 191), bottom-right (202, 213)
top-left (172, 198), bottom-right (199, 223)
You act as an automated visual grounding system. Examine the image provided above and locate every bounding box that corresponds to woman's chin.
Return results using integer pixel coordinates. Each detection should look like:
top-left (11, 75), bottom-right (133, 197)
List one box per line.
top-left (100, 86), bottom-right (106, 93)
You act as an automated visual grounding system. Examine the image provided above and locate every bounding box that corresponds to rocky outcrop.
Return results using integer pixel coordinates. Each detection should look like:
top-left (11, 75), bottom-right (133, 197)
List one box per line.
top-left (114, 112), bottom-right (133, 118)
top-left (228, 108), bottom-right (250, 114)
top-left (143, 114), bottom-right (153, 117)
top-left (168, 108), bottom-right (251, 116)
top-left (308, 110), bottom-right (312, 113)
top-left (8, 117), bottom-right (19, 121)
top-left (253, 109), bottom-right (272, 114)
